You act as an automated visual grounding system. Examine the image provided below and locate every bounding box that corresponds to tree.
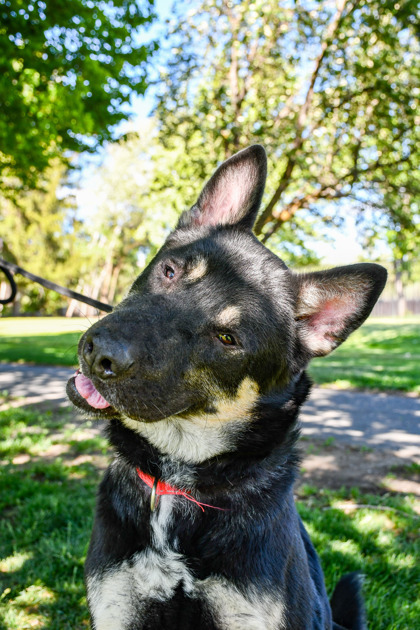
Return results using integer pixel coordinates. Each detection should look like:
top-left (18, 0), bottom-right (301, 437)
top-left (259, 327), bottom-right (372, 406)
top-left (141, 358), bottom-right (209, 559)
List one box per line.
top-left (153, 0), bottom-right (419, 243)
top-left (0, 0), bottom-right (156, 192)
top-left (359, 188), bottom-right (420, 315)
top-left (0, 161), bottom-right (79, 313)
top-left (0, 124), bottom-right (182, 316)
top-left (67, 122), bottom-right (179, 316)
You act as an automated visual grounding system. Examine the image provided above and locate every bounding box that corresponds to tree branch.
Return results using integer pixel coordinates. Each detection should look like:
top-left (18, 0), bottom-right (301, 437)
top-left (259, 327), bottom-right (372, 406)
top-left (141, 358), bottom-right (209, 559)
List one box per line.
top-left (255, 0), bottom-right (349, 235)
top-left (261, 185), bottom-right (348, 243)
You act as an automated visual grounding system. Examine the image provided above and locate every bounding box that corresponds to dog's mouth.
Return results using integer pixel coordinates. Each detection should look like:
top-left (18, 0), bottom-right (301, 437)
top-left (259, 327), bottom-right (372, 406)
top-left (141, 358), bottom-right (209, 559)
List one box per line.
top-left (67, 364), bottom-right (203, 423)
top-left (67, 370), bottom-right (117, 416)
top-left (75, 371), bottom-right (110, 408)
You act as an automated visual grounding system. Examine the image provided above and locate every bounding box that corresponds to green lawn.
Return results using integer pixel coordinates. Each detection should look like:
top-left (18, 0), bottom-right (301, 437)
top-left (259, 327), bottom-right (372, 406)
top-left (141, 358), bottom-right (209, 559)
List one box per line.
top-left (0, 316), bottom-right (419, 393)
top-left (0, 318), bottom-right (90, 367)
top-left (0, 406), bottom-right (108, 629)
top-left (309, 317), bottom-right (420, 394)
top-left (0, 407), bottom-right (418, 629)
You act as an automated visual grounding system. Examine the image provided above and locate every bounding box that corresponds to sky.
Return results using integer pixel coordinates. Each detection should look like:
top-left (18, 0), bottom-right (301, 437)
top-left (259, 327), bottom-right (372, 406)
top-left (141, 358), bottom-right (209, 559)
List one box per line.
top-left (314, 219), bottom-right (364, 264)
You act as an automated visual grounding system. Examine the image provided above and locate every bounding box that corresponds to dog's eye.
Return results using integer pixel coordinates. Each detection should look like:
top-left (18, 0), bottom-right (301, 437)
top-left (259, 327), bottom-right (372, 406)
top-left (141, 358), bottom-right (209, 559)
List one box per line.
top-left (217, 333), bottom-right (236, 346)
top-left (164, 265), bottom-right (175, 279)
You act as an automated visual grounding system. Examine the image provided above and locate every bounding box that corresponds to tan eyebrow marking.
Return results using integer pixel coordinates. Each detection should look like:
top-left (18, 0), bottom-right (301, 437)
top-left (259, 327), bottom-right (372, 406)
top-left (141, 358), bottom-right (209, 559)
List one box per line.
top-left (216, 305), bottom-right (241, 327)
top-left (187, 258), bottom-right (208, 281)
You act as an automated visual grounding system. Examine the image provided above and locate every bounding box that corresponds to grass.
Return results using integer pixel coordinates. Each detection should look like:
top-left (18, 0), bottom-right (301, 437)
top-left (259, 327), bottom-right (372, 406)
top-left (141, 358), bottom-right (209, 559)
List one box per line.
top-left (309, 317), bottom-right (420, 394)
top-left (0, 407), bottom-right (108, 630)
top-left (1, 406), bottom-right (419, 629)
top-left (297, 486), bottom-right (420, 629)
top-left (0, 318), bottom-right (92, 367)
top-left (1, 316), bottom-right (420, 393)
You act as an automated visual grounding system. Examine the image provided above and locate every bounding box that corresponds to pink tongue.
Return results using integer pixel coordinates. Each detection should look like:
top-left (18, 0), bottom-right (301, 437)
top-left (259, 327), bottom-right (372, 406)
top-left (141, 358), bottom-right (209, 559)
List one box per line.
top-left (75, 373), bottom-right (111, 409)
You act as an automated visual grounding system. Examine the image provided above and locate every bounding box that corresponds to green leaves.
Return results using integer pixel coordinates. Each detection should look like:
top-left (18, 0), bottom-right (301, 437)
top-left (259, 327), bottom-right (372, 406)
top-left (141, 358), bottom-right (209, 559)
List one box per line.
top-left (0, 0), bottom-right (156, 190)
top-left (152, 0), bottom-right (419, 246)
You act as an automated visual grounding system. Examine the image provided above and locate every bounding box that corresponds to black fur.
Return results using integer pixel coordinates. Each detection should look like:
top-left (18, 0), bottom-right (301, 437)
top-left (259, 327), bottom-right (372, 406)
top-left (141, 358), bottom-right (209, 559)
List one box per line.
top-left (67, 145), bottom-right (386, 629)
top-left (330, 573), bottom-right (366, 630)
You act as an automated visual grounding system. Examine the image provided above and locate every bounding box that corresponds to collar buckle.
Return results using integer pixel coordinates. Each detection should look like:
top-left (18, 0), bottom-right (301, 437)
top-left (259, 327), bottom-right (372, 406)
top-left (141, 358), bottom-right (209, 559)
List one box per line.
top-left (150, 476), bottom-right (159, 512)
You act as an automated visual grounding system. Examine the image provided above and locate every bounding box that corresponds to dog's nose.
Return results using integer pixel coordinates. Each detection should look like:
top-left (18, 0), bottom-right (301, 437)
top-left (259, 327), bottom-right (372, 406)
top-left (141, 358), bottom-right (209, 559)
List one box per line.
top-left (82, 332), bottom-right (133, 379)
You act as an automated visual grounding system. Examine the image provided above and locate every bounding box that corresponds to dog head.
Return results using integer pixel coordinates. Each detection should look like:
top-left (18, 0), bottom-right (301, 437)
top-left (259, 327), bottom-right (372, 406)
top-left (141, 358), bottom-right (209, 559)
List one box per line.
top-left (67, 146), bottom-right (386, 444)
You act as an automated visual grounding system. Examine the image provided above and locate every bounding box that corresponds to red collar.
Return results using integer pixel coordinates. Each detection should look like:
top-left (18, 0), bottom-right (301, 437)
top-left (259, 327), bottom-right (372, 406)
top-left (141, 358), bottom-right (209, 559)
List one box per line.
top-left (136, 468), bottom-right (225, 513)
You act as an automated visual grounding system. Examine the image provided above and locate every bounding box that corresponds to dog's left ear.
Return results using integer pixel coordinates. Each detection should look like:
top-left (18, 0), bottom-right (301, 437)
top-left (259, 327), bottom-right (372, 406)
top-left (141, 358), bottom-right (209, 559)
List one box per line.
top-left (177, 145), bottom-right (267, 230)
top-left (295, 263), bottom-right (387, 357)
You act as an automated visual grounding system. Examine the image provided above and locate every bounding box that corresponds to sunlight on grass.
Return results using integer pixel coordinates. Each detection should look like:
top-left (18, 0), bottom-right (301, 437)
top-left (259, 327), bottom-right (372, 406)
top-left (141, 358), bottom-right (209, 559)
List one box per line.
top-left (14, 584), bottom-right (56, 607)
top-left (4, 584), bottom-right (56, 630)
top-left (0, 406), bottom-right (419, 629)
top-left (0, 407), bottom-right (108, 629)
top-left (0, 317), bottom-right (94, 336)
top-left (309, 316), bottom-right (420, 393)
top-left (0, 552), bottom-right (33, 573)
top-left (297, 489), bottom-right (420, 630)
top-left (0, 317), bottom-right (96, 367)
top-left (329, 539), bottom-right (360, 557)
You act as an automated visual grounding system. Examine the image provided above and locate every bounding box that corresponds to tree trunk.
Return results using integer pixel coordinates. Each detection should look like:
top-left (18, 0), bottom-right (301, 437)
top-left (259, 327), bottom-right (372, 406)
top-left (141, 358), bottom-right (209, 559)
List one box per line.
top-left (107, 263), bottom-right (122, 305)
top-left (12, 292), bottom-right (21, 316)
top-left (393, 259), bottom-right (406, 317)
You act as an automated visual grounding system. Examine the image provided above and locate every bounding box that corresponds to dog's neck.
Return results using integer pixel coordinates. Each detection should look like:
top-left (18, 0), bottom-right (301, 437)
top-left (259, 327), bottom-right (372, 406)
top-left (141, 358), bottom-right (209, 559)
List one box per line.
top-left (105, 371), bottom-right (310, 498)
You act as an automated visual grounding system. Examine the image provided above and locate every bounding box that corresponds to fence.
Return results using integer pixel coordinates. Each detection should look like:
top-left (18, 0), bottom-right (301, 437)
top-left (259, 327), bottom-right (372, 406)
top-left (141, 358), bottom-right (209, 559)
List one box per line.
top-left (371, 298), bottom-right (420, 317)
top-left (371, 261), bottom-right (420, 317)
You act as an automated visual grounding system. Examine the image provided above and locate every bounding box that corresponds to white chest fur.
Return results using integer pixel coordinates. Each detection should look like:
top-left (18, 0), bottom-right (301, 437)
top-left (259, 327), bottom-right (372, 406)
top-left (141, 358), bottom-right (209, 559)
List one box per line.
top-left (87, 496), bottom-right (194, 629)
top-left (87, 495), bottom-right (286, 630)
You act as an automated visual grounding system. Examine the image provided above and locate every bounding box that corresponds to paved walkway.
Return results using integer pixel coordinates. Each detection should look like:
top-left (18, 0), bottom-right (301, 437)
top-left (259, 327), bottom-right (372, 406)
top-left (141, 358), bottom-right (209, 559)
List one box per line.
top-left (301, 387), bottom-right (419, 458)
top-left (1, 363), bottom-right (419, 457)
top-left (0, 364), bottom-right (75, 408)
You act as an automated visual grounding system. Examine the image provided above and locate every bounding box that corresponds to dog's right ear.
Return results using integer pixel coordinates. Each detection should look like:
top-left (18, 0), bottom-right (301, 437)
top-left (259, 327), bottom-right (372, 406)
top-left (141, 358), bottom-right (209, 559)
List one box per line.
top-left (294, 263), bottom-right (387, 358)
top-left (176, 145), bottom-right (267, 231)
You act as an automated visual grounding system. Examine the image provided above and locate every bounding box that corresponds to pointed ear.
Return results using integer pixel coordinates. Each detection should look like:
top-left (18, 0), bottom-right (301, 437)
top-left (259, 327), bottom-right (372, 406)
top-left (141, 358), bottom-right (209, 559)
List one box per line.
top-left (295, 263), bottom-right (387, 357)
top-left (177, 145), bottom-right (267, 230)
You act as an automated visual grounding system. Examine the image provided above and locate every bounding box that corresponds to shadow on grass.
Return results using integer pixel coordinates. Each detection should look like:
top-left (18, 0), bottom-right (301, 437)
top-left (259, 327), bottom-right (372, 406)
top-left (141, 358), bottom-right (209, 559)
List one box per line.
top-left (298, 438), bottom-right (420, 496)
top-left (0, 405), bottom-right (105, 629)
top-left (298, 489), bottom-right (420, 630)
top-left (0, 455), bottom-right (97, 629)
top-left (0, 404), bottom-right (419, 629)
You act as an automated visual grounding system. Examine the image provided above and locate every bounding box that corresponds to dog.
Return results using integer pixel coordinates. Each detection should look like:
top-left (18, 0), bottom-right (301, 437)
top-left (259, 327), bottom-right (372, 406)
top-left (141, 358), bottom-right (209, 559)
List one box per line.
top-left (67, 145), bottom-right (387, 629)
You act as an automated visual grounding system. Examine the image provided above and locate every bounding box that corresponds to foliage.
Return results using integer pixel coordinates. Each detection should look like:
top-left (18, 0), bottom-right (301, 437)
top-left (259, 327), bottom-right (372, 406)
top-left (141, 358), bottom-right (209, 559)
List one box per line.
top-left (0, 125), bottom-right (181, 315)
top-left (0, 0), bottom-right (156, 191)
top-left (0, 162), bottom-right (82, 314)
top-left (72, 123), bottom-right (180, 312)
top-left (0, 405), bottom-right (418, 629)
top-left (153, 0), bottom-right (419, 242)
top-left (358, 189), bottom-right (420, 271)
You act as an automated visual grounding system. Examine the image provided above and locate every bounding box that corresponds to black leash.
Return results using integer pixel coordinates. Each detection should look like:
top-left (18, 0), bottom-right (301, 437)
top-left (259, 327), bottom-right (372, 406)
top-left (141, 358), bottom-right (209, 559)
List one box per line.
top-left (0, 257), bottom-right (113, 313)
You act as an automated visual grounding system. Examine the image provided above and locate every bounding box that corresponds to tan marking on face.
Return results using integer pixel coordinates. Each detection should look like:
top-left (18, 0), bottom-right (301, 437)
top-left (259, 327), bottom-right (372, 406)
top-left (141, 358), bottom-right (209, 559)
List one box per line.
top-left (187, 258), bottom-right (208, 281)
top-left (216, 305), bottom-right (241, 327)
top-left (208, 376), bottom-right (259, 422)
top-left (121, 377), bottom-right (259, 464)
